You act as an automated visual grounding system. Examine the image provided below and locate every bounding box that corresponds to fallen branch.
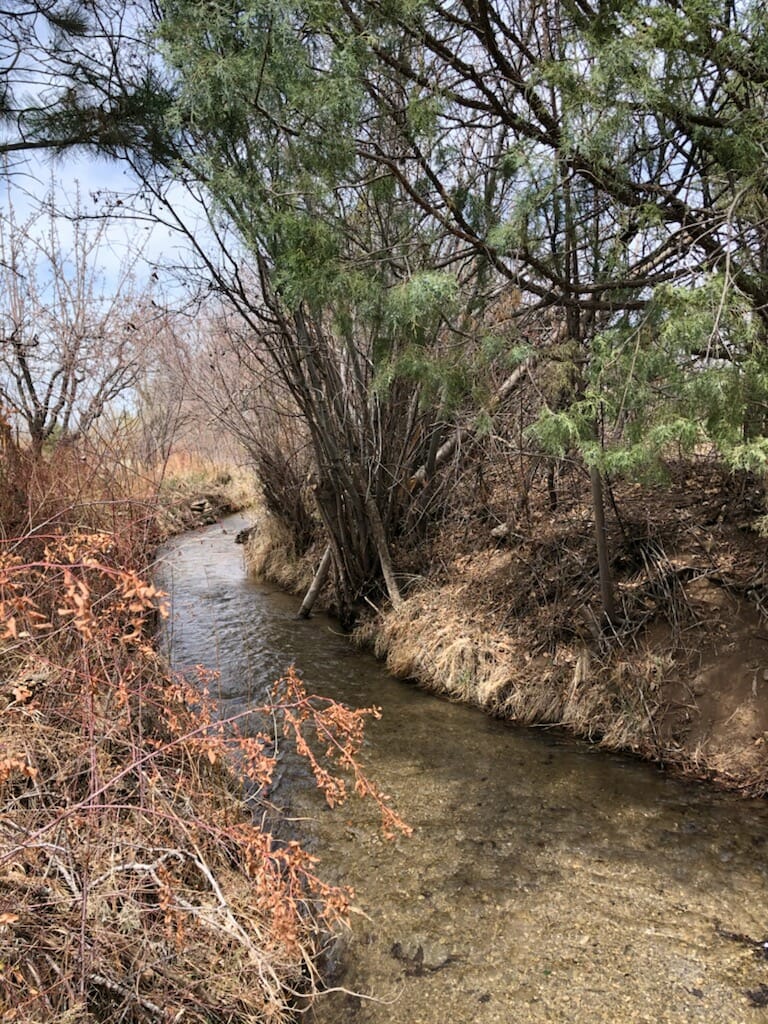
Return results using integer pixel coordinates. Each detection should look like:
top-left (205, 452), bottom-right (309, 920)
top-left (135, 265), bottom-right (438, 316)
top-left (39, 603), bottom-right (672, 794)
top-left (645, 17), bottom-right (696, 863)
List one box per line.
top-left (409, 355), bottom-right (538, 492)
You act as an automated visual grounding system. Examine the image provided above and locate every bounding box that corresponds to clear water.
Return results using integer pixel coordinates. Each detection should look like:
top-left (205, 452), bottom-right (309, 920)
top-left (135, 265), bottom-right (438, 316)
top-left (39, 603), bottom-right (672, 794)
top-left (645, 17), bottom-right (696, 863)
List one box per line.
top-left (157, 518), bottom-right (768, 1024)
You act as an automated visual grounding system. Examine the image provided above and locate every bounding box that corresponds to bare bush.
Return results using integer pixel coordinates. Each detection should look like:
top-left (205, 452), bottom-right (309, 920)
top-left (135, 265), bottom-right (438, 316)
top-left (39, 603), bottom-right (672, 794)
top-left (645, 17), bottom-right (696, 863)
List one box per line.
top-left (0, 184), bottom-right (158, 451)
top-left (191, 309), bottom-right (318, 551)
top-left (0, 443), bottom-right (409, 1022)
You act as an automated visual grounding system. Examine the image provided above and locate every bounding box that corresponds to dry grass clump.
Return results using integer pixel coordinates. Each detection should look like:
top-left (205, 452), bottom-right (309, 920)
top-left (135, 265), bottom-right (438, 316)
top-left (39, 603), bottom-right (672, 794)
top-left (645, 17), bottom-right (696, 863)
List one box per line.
top-left (0, 431), bottom-right (157, 550)
top-left (363, 595), bottom-right (512, 707)
top-left (156, 451), bottom-right (260, 509)
top-left (361, 586), bottom-right (673, 757)
top-left (243, 515), bottom-right (315, 596)
top-left (0, 440), bottom-right (408, 1022)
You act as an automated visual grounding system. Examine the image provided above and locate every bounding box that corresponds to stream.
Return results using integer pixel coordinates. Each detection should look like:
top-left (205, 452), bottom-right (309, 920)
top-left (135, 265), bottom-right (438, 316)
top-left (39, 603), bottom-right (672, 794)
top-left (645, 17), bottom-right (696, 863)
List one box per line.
top-left (158, 516), bottom-right (768, 1024)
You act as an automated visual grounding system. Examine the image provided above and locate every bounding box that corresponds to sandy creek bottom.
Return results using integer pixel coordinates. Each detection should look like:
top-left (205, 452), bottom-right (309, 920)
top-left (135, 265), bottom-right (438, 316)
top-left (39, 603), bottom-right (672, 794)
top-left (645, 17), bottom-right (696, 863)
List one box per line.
top-left (158, 517), bottom-right (768, 1024)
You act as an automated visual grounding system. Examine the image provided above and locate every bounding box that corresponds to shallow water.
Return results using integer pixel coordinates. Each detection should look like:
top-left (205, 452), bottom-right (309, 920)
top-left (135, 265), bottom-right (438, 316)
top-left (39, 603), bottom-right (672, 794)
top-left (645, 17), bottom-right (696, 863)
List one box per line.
top-left (158, 517), bottom-right (768, 1024)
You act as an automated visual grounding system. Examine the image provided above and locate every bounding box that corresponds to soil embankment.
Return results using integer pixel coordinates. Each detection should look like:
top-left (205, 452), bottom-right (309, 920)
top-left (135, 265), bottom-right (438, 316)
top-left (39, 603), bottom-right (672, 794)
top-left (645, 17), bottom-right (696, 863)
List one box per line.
top-left (245, 461), bottom-right (768, 795)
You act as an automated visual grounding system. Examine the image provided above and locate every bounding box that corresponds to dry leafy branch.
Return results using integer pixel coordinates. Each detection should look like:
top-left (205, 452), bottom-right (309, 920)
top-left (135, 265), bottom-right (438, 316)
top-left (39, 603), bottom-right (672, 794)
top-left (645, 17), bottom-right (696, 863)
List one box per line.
top-left (0, 449), bottom-right (409, 1023)
top-left (273, 670), bottom-right (413, 841)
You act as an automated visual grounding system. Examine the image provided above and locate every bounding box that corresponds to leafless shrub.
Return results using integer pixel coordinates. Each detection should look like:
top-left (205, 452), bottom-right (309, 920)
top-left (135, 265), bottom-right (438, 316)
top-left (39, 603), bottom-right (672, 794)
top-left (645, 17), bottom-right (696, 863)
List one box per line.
top-left (0, 184), bottom-right (161, 453)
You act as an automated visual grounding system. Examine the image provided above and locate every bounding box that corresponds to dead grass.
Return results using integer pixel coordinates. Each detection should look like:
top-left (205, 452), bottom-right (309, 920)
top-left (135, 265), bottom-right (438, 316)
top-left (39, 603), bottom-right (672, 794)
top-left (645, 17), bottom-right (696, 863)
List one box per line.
top-left (1, 439), bottom-right (149, 542)
top-left (156, 451), bottom-right (259, 506)
top-left (243, 514), bottom-right (316, 596)
top-left (360, 583), bottom-right (693, 774)
top-left (355, 457), bottom-right (768, 795)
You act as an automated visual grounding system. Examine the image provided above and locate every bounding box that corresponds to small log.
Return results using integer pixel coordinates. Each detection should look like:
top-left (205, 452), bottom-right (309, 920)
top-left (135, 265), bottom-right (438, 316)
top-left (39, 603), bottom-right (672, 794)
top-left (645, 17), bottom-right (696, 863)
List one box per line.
top-left (364, 494), bottom-right (402, 608)
top-left (297, 545), bottom-right (333, 619)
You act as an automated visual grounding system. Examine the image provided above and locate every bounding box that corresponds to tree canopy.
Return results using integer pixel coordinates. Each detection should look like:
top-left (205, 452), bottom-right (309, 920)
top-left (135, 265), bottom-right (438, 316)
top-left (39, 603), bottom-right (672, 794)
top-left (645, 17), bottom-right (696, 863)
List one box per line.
top-left (146, 0), bottom-right (768, 613)
top-left (0, 0), bottom-right (171, 164)
top-left (6, 0), bottom-right (768, 615)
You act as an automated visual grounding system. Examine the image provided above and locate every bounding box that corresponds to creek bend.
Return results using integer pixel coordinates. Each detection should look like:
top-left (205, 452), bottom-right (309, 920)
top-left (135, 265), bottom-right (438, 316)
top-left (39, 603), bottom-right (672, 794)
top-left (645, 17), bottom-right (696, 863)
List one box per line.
top-left (158, 516), bottom-right (768, 1024)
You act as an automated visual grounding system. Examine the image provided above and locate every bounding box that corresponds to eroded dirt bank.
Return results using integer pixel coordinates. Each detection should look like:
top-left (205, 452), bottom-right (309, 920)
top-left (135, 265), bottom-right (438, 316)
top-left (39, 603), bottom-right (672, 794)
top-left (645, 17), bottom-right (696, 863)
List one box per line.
top-left (246, 461), bottom-right (768, 795)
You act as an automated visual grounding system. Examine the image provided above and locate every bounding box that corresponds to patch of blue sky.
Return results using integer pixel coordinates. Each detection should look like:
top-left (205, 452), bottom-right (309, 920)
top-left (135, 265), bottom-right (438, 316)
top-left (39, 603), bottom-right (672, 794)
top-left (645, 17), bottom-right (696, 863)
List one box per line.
top-left (2, 148), bottom-right (210, 300)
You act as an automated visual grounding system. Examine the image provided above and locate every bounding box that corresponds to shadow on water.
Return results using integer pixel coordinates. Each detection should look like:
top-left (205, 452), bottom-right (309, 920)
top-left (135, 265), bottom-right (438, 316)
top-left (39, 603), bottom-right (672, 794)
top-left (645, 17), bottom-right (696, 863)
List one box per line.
top-left (157, 517), bottom-right (768, 1024)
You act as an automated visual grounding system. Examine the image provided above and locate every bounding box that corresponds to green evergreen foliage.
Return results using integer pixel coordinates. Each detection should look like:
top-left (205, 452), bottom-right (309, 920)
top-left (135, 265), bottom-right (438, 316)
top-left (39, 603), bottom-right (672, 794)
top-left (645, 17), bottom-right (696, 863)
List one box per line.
top-left (530, 275), bottom-right (768, 476)
top-left (1, 0), bottom-right (173, 162)
top-left (386, 272), bottom-right (458, 337)
top-left (41, 0), bottom-right (766, 606)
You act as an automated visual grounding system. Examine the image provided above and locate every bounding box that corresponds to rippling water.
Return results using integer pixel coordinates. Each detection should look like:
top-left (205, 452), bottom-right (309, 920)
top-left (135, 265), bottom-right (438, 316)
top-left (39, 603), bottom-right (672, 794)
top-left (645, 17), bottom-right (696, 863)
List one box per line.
top-left (158, 517), bottom-right (768, 1024)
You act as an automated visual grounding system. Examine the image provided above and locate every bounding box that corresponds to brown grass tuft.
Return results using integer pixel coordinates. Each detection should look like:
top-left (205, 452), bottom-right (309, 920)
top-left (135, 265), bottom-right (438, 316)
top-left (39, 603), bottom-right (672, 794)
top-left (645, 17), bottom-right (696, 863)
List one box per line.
top-left (243, 515), bottom-right (315, 595)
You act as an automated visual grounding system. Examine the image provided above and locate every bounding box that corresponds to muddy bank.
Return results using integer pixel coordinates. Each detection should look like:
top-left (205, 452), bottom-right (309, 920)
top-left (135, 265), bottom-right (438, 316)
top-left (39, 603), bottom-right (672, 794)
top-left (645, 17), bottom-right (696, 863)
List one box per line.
top-left (244, 462), bottom-right (768, 796)
top-left (355, 577), bottom-right (768, 795)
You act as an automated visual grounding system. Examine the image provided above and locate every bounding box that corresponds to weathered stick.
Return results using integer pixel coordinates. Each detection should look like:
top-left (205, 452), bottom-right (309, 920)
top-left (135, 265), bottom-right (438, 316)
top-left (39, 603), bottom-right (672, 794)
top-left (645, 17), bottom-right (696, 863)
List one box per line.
top-left (297, 544), bottom-right (333, 619)
top-left (364, 493), bottom-right (402, 608)
top-left (409, 355), bottom-right (538, 492)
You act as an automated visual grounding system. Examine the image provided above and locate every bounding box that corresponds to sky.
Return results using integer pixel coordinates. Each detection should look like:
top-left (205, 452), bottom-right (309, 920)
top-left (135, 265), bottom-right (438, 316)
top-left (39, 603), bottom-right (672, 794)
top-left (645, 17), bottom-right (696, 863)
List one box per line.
top-left (0, 0), bottom-right (210, 299)
top-left (2, 148), bottom-right (207, 303)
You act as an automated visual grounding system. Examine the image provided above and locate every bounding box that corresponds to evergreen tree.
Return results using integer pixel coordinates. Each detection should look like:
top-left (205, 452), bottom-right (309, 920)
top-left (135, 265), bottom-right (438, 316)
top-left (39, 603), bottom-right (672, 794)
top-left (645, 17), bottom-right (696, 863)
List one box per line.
top-left (1, 0), bottom-right (171, 165)
top-left (156, 0), bottom-right (480, 613)
top-left (320, 0), bottom-right (768, 616)
top-left (145, 0), bottom-right (768, 615)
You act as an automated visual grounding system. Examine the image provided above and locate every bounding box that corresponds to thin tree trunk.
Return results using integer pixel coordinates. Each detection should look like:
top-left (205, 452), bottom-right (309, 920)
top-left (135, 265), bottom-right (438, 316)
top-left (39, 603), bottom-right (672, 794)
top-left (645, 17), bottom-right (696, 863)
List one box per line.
top-left (363, 492), bottom-right (402, 607)
top-left (590, 465), bottom-right (617, 624)
top-left (311, 477), bottom-right (355, 613)
top-left (297, 544), bottom-right (333, 619)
